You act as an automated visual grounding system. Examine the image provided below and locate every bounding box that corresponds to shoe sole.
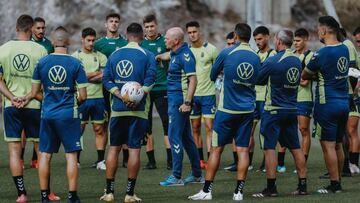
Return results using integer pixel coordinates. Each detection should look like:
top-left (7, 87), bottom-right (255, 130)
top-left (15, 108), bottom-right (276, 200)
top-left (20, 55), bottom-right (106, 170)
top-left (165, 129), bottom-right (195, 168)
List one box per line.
top-left (160, 183), bottom-right (184, 187)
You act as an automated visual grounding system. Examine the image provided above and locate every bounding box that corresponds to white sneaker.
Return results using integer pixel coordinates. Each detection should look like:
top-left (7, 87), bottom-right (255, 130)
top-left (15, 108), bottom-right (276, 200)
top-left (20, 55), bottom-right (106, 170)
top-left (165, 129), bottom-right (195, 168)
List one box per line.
top-left (77, 163), bottom-right (81, 168)
top-left (293, 169), bottom-right (297, 174)
top-left (97, 160), bottom-right (107, 170)
top-left (349, 163), bottom-right (360, 174)
top-left (248, 165), bottom-right (253, 171)
top-left (188, 190), bottom-right (212, 200)
top-left (233, 192), bottom-right (243, 201)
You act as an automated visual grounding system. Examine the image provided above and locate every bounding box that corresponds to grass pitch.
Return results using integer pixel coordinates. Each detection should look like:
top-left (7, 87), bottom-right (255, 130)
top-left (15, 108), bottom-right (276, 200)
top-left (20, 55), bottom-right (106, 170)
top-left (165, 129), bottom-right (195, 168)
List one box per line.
top-left (1, 117), bottom-right (360, 202)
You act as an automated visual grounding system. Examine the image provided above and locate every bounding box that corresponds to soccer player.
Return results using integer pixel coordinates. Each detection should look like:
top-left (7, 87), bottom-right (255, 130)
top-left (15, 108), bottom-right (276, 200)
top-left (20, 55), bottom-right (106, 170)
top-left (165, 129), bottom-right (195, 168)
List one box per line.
top-left (253, 29), bottom-right (307, 197)
top-left (188, 23), bottom-right (260, 201)
top-left (251, 26), bottom-right (277, 172)
top-left (140, 14), bottom-right (171, 170)
top-left (30, 26), bottom-right (87, 203)
top-left (293, 28), bottom-right (314, 166)
top-left (94, 13), bottom-right (129, 168)
top-left (0, 14), bottom-right (48, 203)
top-left (159, 27), bottom-right (203, 186)
top-left (31, 17), bottom-right (54, 54)
top-left (100, 23), bottom-right (156, 202)
top-left (340, 28), bottom-right (360, 174)
top-left (302, 16), bottom-right (349, 193)
top-left (20, 17), bottom-right (54, 169)
top-left (222, 31), bottom-right (240, 172)
top-left (72, 27), bottom-right (108, 170)
top-left (186, 21), bottom-right (219, 169)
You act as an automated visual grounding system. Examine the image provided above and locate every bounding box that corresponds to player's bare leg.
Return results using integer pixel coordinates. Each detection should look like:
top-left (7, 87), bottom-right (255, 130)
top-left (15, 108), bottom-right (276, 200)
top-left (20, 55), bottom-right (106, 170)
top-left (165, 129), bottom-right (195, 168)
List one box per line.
top-left (347, 116), bottom-right (360, 173)
top-left (191, 118), bottom-right (206, 168)
top-left (204, 117), bottom-right (214, 159)
top-left (66, 152), bottom-right (80, 201)
top-left (298, 115), bottom-right (311, 161)
top-left (93, 123), bottom-right (106, 169)
top-left (290, 149), bottom-right (307, 194)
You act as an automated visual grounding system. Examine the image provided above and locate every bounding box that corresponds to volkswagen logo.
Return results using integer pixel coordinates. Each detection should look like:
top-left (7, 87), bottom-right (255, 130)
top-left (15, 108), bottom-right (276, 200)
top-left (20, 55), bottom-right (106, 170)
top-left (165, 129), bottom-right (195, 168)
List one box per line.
top-left (116, 60), bottom-right (133, 78)
top-left (286, 67), bottom-right (300, 84)
top-left (13, 54), bottom-right (30, 72)
top-left (337, 57), bottom-right (348, 73)
top-left (48, 65), bottom-right (67, 84)
top-left (237, 62), bottom-right (254, 80)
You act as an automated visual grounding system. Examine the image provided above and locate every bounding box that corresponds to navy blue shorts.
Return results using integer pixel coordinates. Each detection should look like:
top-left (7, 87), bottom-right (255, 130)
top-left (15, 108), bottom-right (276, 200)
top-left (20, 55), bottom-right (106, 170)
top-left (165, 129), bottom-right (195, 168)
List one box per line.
top-left (191, 95), bottom-right (216, 119)
top-left (297, 101), bottom-right (313, 117)
top-left (261, 109), bottom-right (300, 150)
top-left (3, 107), bottom-right (40, 142)
top-left (39, 118), bottom-right (82, 153)
top-left (253, 101), bottom-right (265, 120)
top-left (109, 116), bottom-right (147, 148)
top-left (212, 111), bottom-right (253, 147)
top-left (313, 101), bottom-right (349, 142)
top-left (79, 98), bottom-right (107, 124)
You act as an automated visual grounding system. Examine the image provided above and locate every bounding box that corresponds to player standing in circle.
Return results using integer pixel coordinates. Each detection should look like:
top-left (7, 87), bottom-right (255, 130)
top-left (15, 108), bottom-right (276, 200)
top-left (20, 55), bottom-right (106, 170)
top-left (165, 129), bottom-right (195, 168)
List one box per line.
top-left (186, 21), bottom-right (219, 169)
top-left (72, 27), bottom-right (108, 170)
top-left (140, 14), bottom-right (171, 170)
top-left (188, 23), bottom-right (260, 201)
top-left (0, 14), bottom-right (48, 203)
top-left (302, 16), bottom-right (349, 194)
top-left (31, 26), bottom-right (87, 203)
top-left (100, 23), bottom-right (156, 202)
top-left (252, 29), bottom-right (307, 198)
top-left (94, 13), bottom-right (129, 168)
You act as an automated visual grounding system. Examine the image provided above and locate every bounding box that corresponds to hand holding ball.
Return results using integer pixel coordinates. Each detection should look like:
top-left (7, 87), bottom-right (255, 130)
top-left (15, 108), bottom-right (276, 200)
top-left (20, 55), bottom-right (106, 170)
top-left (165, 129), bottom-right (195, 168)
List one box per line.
top-left (120, 81), bottom-right (145, 105)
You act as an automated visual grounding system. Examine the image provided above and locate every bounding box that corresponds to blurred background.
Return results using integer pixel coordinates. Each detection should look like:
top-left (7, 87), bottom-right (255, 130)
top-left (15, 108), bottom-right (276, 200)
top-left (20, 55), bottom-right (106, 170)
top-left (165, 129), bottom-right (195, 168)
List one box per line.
top-left (0, 0), bottom-right (359, 51)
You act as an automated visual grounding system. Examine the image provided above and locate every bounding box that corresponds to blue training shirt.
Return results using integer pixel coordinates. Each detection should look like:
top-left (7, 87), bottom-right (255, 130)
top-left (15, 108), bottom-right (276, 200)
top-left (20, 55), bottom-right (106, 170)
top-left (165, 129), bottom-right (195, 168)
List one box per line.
top-left (304, 43), bottom-right (350, 104)
top-left (257, 49), bottom-right (302, 110)
top-left (32, 53), bottom-right (87, 119)
top-left (167, 43), bottom-right (196, 97)
top-left (211, 42), bottom-right (260, 114)
top-left (103, 42), bottom-right (156, 119)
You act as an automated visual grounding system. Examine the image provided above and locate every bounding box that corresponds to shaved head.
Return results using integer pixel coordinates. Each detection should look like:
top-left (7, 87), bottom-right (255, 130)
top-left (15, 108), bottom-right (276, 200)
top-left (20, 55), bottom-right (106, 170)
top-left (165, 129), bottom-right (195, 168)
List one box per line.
top-left (52, 26), bottom-right (70, 47)
top-left (165, 27), bottom-right (185, 51)
top-left (166, 27), bottom-right (184, 41)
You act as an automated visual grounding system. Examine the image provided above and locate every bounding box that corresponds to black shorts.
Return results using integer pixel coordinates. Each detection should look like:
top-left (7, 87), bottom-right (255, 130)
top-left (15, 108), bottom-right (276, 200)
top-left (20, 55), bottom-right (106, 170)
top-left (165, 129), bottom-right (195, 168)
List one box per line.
top-left (147, 90), bottom-right (169, 135)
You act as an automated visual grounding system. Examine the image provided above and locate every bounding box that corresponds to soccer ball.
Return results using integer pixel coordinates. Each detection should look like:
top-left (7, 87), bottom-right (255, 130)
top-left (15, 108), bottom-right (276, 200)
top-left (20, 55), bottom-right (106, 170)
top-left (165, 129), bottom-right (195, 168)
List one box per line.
top-left (120, 81), bottom-right (144, 104)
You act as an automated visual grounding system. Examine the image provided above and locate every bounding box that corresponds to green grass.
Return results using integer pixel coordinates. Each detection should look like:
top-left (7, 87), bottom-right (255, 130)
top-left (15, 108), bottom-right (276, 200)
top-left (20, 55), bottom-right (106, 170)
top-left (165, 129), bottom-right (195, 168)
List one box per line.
top-left (1, 117), bottom-right (360, 202)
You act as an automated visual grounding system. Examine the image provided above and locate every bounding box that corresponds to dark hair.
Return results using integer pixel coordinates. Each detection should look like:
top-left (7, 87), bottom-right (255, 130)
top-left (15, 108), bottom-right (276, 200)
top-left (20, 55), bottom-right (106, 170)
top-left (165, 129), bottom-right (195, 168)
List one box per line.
top-left (106, 13), bottom-right (120, 21)
top-left (126, 23), bottom-right (143, 38)
top-left (353, 26), bottom-right (360, 36)
top-left (16, 14), bottom-right (34, 32)
top-left (234, 23), bottom-right (251, 42)
top-left (253, 26), bottom-right (269, 36)
top-left (82, 27), bottom-right (96, 38)
top-left (294, 28), bottom-right (309, 38)
top-left (226, 31), bottom-right (234, 40)
top-left (318, 16), bottom-right (340, 34)
top-left (143, 14), bottom-right (157, 24)
top-left (185, 21), bottom-right (200, 29)
top-left (34, 17), bottom-right (45, 24)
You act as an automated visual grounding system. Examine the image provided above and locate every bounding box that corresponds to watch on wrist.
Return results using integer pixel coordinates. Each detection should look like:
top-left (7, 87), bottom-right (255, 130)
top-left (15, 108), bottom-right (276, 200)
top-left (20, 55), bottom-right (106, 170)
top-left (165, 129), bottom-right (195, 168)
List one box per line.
top-left (184, 100), bottom-right (192, 107)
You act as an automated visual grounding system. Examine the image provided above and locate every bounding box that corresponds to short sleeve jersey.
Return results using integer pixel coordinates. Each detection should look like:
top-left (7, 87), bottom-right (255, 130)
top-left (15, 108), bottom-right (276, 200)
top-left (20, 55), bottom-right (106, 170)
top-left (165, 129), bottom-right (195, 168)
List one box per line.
top-left (71, 50), bottom-right (107, 99)
top-left (32, 54), bottom-right (87, 119)
top-left (190, 42), bottom-right (219, 96)
top-left (94, 36), bottom-right (128, 58)
top-left (0, 40), bottom-right (48, 109)
top-left (305, 44), bottom-right (350, 104)
top-left (296, 50), bottom-right (314, 102)
top-left (140, 34), bottom-right (168, 91)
